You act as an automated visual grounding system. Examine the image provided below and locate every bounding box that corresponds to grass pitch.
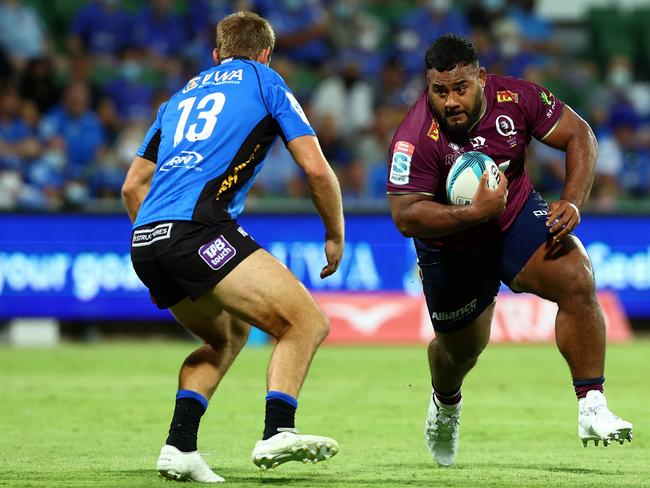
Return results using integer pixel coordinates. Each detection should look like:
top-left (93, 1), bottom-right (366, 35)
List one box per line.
top-left (1, 340), bottom-right (648, 487)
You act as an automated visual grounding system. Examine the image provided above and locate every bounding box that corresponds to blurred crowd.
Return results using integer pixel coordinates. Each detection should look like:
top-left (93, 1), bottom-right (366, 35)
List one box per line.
top-left (0, 0), bottom-right (649, 212)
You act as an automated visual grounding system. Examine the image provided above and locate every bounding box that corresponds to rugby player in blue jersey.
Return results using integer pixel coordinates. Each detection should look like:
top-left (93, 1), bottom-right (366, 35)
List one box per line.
top-left (122, 12), bottom-right (344, 483)
top-left (387, 35), bottom-right (633, 466)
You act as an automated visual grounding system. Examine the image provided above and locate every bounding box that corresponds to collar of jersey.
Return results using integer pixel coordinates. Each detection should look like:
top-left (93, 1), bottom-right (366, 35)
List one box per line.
top-left (217, 56), bottom-right (250, 66)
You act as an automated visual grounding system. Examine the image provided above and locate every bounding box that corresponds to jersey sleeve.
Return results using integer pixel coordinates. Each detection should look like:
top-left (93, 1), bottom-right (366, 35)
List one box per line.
top-left (261, 69), bottom-right (315, 143)
top-left (519, 81), bottom-right (565, 141)
top-left (386, 138), bottom-right (439, 195)
top-left (136, 101), bottom-right (168, 163)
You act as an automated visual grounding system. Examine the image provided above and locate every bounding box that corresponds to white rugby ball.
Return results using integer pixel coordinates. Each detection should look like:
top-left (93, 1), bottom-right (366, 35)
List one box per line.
top-left (446, 151), bottom-right (499, 206)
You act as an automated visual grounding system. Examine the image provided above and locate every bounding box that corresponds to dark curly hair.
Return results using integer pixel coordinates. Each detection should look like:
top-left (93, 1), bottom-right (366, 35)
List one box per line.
top-left (424, 34), bottom-right (479, 72)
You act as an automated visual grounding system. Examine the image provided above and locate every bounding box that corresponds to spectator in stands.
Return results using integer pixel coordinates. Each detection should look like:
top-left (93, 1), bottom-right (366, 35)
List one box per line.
top-left (103, 50), bottom-right (155, 122)
top-left (327, 0), bottom-right (386, 79)
top-left (490, 18), bottom-right (543, 78)
top-left (39, 81), bottom-right (106, 187)
top-left (68, 0), bottom-right (131, 56)
top-left (0, 82), bottom-right (40, 172)
top-left (0, 0), bottom-right (47, 70)
top-left (256, 0), bottom-right (330, 67)
top-left (377, 57), bottom-right (422, 109)
top-left (254, 140), bottom-right (304, 198)
top-left (353, 105), bottom-right (400, 198)
top-left (507, 0), bottom-right (558, 56)
top-left (593, 107), bottom-right (650, 209)
top-left (19, 57), bottom-right (60, 117)
top-left (0, 82), bottom-right (47, 209)
top-left (311, 59), bottom-right (374, 137)
top-left (394, 0), bottom-right (471, 76)
top-left (131, 0), bottom-right (187, 58)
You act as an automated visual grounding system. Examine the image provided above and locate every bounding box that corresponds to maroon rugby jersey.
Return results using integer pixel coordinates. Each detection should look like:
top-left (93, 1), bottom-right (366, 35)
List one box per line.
top-left (387, 74), bottom-right (564, 250)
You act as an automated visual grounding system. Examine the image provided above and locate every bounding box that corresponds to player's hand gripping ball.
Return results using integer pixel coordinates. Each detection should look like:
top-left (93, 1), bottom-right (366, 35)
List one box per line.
top-left (446, 151), bottom-right (499, 206)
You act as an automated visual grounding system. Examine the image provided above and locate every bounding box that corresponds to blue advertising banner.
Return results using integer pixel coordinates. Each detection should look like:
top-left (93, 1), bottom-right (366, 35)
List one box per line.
top-left (0, 213), bottom-right (648, 319)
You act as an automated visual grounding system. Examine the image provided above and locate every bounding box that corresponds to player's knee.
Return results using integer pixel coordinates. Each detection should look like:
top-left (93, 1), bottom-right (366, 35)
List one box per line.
top-left (446, 349), bottom-right (480, 369)
top-left (313, 310), bottom-right (330, 344)
top-left (557, 262), bottom-right (596, 303)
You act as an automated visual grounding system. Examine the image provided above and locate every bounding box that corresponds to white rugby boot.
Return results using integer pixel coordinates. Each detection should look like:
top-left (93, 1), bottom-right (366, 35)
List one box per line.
top-left (424, 394), bottom-right (462, 466)
top-left (251, 428), bottom-right (339, 470)
top-left (578, 390), bottom-right (633, 447)
top-left (156, 444), bottom-right (225, 483)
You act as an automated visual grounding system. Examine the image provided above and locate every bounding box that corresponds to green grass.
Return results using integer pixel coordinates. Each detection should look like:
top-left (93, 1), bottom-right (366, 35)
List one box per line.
top-left (1, 340), bottom-right (648, 487)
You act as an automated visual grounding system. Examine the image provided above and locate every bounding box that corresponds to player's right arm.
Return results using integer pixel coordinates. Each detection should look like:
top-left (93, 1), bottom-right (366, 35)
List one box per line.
top-left (121, 156), bottom-right (155, 224)
top-left (389, 171), bottom-right (508, 238)
top-left (288, 135), bottom-right (344, 278)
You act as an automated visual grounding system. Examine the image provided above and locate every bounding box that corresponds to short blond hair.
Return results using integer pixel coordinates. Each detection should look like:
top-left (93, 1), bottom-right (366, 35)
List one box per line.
top-left (215, 11), bottom-right (275, 60)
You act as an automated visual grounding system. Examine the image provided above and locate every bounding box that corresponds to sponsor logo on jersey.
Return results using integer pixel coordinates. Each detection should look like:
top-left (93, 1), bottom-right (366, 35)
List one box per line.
top-left (427, 119), bottom-right (440, 141)
top-left (182, 69), bottom-right (244, 93)
top-left (131, 223), bottom-right (173, 247)
top-left (495, 115), bottom-right (517, 136)
top-left (470, 136), bottom-right (487, 149)
top-left (445, 142), bottom-right (465, 165)
top-left (198, 235), bottom-right (237, 270)
top-left (215, 144), bottom-right (260, 200)
top-left (539, 90), bottom-right (554, 106)
top-left (389, 141), bottom-right (415, 185)
top-left (285, 91), bottom-right (310, 126)
top-left (160, 151), bottom-right (204, 172)
top-left (497, 90), bottom-right (519, 103)
top-left (539, 90), bottom-right (557, 118)
top-left (431, 298), bottom-right (478, 322)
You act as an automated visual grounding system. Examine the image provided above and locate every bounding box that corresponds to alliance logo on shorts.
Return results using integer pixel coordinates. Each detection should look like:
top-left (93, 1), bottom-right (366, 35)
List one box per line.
top-left (198, 235), bottom-right (237, 271)
top-left (431, 298), bottom-right (478, 322)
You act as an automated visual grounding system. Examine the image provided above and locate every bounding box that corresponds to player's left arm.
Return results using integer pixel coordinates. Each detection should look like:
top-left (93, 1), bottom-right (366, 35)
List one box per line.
top-left (540, 106), bottom-right (597, 241)
top-left (121, 156), bottom-right (156, 223)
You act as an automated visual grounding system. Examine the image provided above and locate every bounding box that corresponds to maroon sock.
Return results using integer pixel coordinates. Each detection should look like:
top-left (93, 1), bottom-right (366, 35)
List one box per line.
top-left (434, 387), bottom-right (462, 406)
top-left (573, 377), bottom-right (604, 399)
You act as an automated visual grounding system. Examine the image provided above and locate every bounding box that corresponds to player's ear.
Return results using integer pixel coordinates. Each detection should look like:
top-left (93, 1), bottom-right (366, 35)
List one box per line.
top-left (257, 48), bottom-right (271, 65)
top-left (478, 67), bottom-right (487, 87)
top-left (213, 48), bottom-right (220, 65)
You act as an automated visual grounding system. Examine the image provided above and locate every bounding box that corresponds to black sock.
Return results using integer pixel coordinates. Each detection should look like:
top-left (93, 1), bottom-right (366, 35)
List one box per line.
top-left (434, 386), bottom-right (462, 406)
top-left (166, 391), bottom-right (207, 452)
top-left (263, 391), bottom-right (297, 440)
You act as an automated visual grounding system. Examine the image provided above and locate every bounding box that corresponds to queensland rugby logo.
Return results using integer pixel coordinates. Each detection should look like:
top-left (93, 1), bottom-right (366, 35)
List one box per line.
top-left (160, 151), bottom-right (204, 172)
top-left (495, 115), bottom-right (517, 136)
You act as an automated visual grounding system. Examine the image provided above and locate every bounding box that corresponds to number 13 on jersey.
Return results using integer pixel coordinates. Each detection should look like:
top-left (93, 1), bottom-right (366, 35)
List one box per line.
top-left (174, 93), bottom-right (226, 147)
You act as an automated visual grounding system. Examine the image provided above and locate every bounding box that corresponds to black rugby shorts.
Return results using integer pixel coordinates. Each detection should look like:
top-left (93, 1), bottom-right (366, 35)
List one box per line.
top-left (417, 191), bottom-right (553, 333)
top-left (130, 220), bottom-right (261, 309)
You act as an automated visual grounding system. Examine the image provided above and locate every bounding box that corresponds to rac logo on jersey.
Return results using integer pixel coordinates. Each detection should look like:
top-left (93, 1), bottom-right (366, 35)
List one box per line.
top-left (497, 90), bottom-right (519, 103)
top-left (160, 151), bottom-right (204, 172)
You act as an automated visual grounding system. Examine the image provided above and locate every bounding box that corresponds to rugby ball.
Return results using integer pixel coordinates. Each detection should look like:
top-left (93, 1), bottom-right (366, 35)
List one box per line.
top-left (446, 151), bottom-right (499, 206)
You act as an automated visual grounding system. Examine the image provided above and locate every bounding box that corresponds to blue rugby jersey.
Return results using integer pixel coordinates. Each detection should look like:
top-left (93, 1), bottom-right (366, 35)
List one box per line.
top-left (133, 57), bottom-right (315, 229)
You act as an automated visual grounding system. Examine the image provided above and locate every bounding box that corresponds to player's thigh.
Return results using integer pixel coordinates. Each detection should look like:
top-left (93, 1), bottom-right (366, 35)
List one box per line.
top-left (195, 248), bottom-right (326, 338)
top-left (511, 235), bottom-right (596, 303)
top-left (170, 297), bottom-right (251, 349)
top-left (417, 241), bottom-right (500, 342)
top-left (436, 301), bottom-right (495, 362)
